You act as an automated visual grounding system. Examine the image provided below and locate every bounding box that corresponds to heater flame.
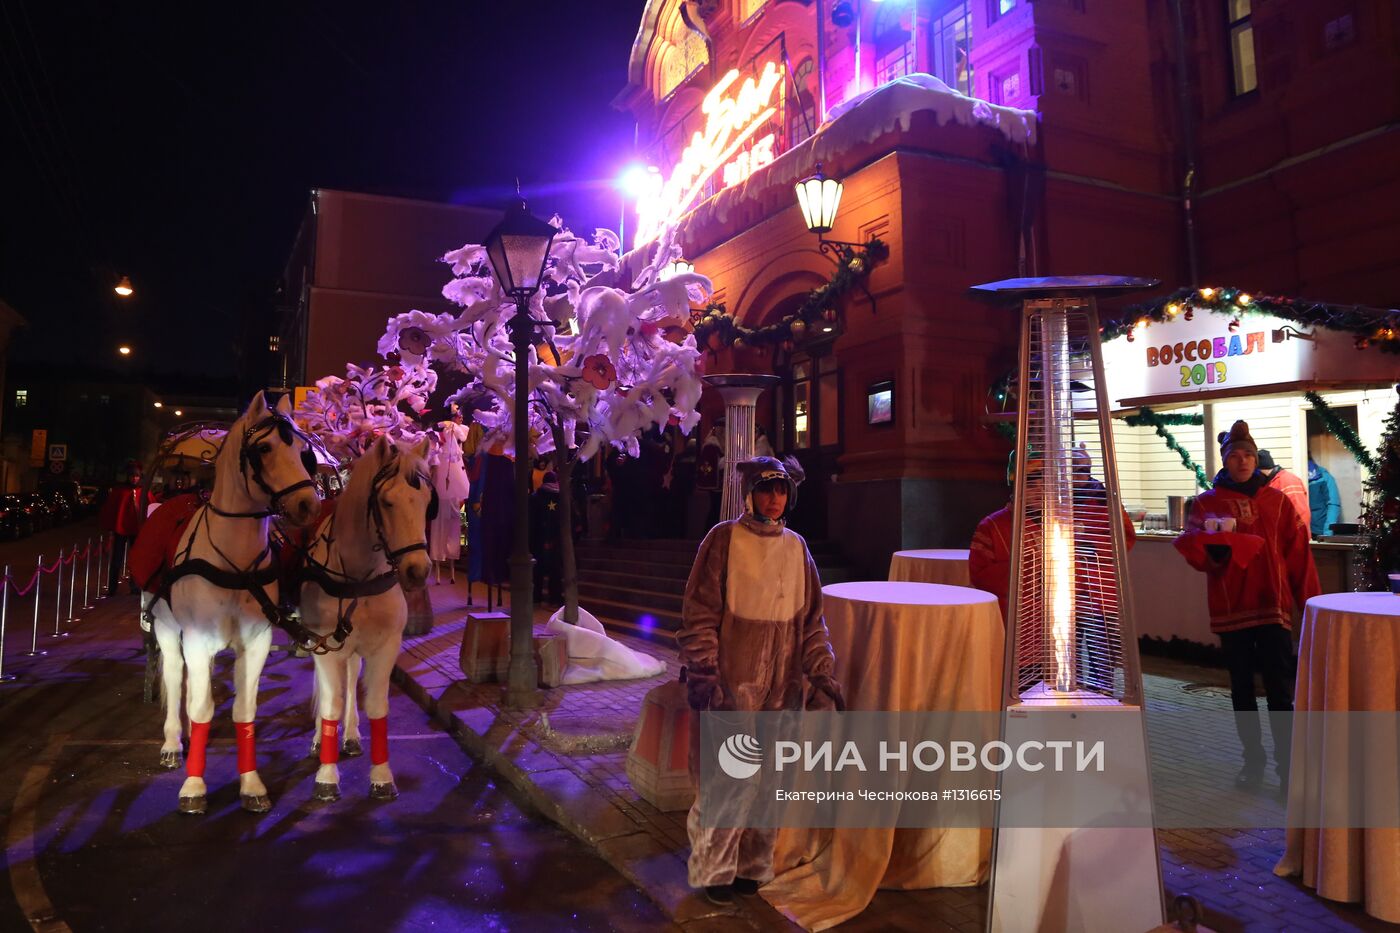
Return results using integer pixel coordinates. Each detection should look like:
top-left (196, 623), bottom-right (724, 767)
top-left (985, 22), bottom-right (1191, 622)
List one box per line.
top-left (1048, 518), bottom-right (1075, 692)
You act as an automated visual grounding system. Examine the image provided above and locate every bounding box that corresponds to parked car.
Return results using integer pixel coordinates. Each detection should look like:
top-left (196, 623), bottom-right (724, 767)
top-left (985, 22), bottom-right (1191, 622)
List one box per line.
top-left (0, 494), bottom-right (35, 539)
top-left (41, 491), bottom-right (73, 525)
top-left (39, 479), bottom-right (84, 518)
top-left (21, 493), bottom-right (55, 531)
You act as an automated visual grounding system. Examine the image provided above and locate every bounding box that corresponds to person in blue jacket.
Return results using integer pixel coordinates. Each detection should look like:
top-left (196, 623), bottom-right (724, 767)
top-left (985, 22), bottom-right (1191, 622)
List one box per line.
top-left (1307, 456), bottom-right (1341, 536)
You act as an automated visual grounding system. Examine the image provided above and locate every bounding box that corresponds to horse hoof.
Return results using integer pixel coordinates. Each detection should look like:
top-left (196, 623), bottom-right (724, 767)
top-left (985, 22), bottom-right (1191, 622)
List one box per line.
top-left (342, 739), bottom-right (363, 758)
top-left (179, 795), bottom-right (207, 815)
top-left (159, 750), bottom-right (182, 770)
top-left (240, 794), bottom-right (272, 813)
top-left (313, 783), bottom-right (341, 802)
top-left (370, 781), bottom-right (399, 801)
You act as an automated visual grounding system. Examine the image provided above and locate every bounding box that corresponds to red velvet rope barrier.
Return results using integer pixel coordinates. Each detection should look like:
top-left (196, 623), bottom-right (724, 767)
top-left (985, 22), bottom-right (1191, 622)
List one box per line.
top-left (2, 539), bottom-right (102, 596)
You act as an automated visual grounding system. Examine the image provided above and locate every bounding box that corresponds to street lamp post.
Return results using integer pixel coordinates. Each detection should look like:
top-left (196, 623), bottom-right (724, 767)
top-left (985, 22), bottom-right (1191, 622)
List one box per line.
top-left (794, 163), bottom-right (879, 314)
top-left (484, 196), bottom-right (558, 710)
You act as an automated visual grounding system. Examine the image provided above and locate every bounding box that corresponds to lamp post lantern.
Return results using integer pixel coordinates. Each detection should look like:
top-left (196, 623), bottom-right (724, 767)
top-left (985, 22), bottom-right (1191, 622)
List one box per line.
top-left (794, 163), bottom-right (878, 315)
top-left (484, 195), bottom-right (558, 710)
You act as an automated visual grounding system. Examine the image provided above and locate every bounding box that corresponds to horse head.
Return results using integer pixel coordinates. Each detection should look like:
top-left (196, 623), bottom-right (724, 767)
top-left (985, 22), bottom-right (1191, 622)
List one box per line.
top-left (364, 435), bottom-right (434, 591)
top-left (233, 391), bottom-right (320, 527)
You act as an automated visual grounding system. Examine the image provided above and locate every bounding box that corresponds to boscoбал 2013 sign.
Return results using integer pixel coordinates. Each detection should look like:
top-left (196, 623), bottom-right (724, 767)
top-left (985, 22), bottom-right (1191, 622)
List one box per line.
top-left (634, 60), bottom-right (783, 247)
top-left (1102, 311), bottom-right (1304, 406)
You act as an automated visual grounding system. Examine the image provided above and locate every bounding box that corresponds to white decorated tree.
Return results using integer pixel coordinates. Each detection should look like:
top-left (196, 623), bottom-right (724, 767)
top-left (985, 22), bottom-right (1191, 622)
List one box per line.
top-left (294, 361), bottom-right (437, 459)
top-left (378, 219), bottom-right (711, 624)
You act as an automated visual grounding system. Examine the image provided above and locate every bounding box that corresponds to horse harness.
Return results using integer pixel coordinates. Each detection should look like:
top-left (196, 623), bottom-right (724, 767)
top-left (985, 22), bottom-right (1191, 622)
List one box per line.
top-left (283, 456), bottom-right (434, 653)
top-left (149, 413), bottom-right (350, 655)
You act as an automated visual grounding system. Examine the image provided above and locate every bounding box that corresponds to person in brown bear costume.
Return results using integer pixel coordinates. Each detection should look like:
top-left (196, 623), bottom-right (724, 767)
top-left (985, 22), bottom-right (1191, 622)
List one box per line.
top-left (678, 455), bottom-right (844, 905)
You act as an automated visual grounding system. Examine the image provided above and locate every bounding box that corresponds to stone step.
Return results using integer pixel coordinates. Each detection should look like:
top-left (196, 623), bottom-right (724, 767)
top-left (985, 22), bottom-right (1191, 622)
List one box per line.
top-left (579, 568), bottom-right (690, 592)
top-left (577, 580), bottom-right (684, 614)
top-left (576, 557), bottom-right (693, 581)
top-left (576, 595), bottom-right (683, 638)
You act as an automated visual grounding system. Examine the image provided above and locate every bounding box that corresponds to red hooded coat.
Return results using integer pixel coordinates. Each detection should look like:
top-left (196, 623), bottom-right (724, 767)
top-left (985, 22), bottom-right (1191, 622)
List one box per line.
top-left (1174, 482), bottom-right (1319, 633)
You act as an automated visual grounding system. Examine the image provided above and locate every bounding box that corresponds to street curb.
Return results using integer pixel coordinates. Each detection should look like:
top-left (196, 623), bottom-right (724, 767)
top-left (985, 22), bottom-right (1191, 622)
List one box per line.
top-left (391, 642), bottom-right (792, 931)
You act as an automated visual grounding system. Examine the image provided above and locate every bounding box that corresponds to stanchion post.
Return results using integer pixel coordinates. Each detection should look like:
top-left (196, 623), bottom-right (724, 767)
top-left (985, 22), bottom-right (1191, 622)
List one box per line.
top-left (27, 555), bottom-right (46, 657)
top-left (97, 534), bottom-right (108, 599)
top-left (0, 565), bottom-right (15, 682)
top-left (50, 548), bottom-right (67, 638)
top-left (82, 536), bottom-right (92, 609)
top-left (67, 543), bottom-right (77, 623)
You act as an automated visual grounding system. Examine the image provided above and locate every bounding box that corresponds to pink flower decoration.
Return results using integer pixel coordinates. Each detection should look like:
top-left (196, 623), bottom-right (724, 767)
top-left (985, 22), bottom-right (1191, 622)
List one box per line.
top-left (398, 326), bottom-right (431, 356)
top-left (581, 354), bottom-right (617, 390)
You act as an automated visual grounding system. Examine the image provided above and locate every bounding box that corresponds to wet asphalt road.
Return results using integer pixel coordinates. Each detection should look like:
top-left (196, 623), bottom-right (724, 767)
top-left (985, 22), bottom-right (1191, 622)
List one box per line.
top-left (0, 519), bottom-right (673, 932)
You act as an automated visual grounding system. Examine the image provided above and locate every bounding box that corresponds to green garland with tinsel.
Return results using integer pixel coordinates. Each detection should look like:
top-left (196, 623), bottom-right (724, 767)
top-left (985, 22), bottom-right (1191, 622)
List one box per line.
top-left (1102, 285), bottom-right (1400, 353)
top-left (1124, 408), bottom-right (1204, 428)
top-left (1131, 407), bottom-right (1212, 490)
top-left (1357, 385), bottom-right (1400, 587)
top-left (691, 238), bottom-right (890, 352)
top-left (1305, 391), bottom-right (1378, 476)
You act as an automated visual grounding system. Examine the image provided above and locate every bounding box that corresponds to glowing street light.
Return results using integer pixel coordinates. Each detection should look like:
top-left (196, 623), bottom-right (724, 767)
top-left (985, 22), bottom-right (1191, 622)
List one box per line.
top-left (795, 164), bottom-right (844, 235)
top-left (484, 195), bottom-right (558, 711)
top-left (174, 410), bottom-right (183, 417)
top-left (153, 401), bottom-right (163, 409)
top-left (114, 276), bottom-right (134, 298)
top-left (659, 258), bottom-right (695, 282)
top-left (618, 164), bottom-right (659, 197)
top-left (117, 345), bottom-right (132, 356)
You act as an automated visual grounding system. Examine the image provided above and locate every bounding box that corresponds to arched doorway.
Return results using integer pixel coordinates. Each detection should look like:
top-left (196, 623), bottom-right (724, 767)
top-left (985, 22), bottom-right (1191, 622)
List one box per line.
top-left (748, 293), bottom-right (842, 540)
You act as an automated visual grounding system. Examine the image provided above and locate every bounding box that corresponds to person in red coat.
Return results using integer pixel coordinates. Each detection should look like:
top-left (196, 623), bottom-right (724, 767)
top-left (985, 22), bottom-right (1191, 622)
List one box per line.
top-left (1257, 449), bottom-right (1311, 538)
top-left (969, 453), bottom-right (1137, 626)
top-left (98, 465), bottom-right (143, 594)
top-left (1175, 421), bottom-right (1319, 788)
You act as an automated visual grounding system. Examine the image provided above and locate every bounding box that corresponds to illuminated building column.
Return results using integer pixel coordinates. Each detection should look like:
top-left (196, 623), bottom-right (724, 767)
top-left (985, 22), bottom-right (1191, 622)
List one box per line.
top-left (703, 374), bottom-right (781, 522)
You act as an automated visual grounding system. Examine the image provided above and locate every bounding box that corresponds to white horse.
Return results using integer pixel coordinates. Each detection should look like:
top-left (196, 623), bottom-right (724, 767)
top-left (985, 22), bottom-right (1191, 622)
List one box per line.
top-left (150, 392), bottom-right (320, 814)
top-left (300, 436), bottom-right (432, 801)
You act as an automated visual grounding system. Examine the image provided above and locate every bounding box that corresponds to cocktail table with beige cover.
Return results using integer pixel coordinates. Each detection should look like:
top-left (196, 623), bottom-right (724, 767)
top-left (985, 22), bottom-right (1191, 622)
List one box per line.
top-left (887, 548), bottom-right (972, 587)
top-left (761, 581), bottom-right (1004, 931)
top-left (1274, 591), bottom-right (1400, 924)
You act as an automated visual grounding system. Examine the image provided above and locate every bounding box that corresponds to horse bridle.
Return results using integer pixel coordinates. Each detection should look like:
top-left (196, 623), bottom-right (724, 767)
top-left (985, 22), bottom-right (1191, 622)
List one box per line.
top-left (215, 413), bottom-right (318, 520)
top-left (365, 458), bottom-right (434, 572)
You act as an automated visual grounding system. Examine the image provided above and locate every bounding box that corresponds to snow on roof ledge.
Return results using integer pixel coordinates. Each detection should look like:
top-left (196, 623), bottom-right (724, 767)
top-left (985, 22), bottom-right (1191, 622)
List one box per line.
top-left (825, 74), bottom-right (1037, 148)
top-left (675, 73), bottom-right (1038, 242)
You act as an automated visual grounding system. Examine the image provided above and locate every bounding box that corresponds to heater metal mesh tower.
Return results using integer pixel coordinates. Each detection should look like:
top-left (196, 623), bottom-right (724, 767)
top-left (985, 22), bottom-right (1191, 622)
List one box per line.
top-left (971, 275), bottom-right (1165, 933)
top-left (1007, 294), bottom-right (1141, 705)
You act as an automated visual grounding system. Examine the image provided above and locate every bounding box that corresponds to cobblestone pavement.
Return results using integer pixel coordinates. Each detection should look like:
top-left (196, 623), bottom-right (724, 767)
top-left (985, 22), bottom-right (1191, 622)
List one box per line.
top-left (399, 581), bottom-right (1398, 933)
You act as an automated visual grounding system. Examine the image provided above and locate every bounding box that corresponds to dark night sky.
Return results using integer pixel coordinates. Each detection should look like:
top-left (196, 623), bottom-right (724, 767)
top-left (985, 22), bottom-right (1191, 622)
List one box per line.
top-left (0, 1), bottom-right (642, 391)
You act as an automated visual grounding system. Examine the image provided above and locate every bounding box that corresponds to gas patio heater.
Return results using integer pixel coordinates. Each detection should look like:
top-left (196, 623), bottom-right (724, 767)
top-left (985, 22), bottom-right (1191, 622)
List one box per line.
top-left (969, 276), bottom-right (1164, 933)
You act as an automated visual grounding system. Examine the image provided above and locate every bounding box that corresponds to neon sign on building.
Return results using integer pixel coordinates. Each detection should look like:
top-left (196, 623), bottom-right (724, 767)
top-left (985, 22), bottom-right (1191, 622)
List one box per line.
top-left (634, 60), bottom-right (784, 247)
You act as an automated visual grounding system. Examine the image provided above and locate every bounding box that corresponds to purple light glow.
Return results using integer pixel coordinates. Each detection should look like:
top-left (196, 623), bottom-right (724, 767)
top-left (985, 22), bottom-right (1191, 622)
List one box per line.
top-left (637, 614), bottom-right (657, 635)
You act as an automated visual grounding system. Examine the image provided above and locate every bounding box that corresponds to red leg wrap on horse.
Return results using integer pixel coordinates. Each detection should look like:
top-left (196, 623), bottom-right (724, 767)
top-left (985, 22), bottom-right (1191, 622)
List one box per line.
top-left (319, 719), bottom-right (340, 765)
top-left (187, 720), bottom-right (211, 778)
top-left (370, 717), bottom-right (389, 765)
top-left (235, 721), bottom-right (257, 775)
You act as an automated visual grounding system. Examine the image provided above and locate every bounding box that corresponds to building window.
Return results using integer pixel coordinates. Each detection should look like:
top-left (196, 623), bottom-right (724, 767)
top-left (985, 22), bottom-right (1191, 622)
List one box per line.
top-left (788, 59), bottom-right (818, 147)
top-left (14, 389), bottom-right (27, 408)
top-left (997, 70), bottom-right (1021, 103)
top-left (989, 0), bottom-right (1015, 23)
top-left (737, 0), bottom-right (766, 24)
top-left (930, 2), bottom-right (973, 95)
top-left (792, 359), bottom-right (812, 449)
top-left (874, 5), bottom-right (913, 88)
top-left (1228, 0), bottom-right (1257, 96)
top-left (659, 23), bottom-right (709, 99)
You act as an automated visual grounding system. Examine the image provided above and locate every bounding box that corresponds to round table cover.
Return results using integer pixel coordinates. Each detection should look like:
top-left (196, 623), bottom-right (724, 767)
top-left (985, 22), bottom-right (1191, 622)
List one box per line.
top-left (887, 549), bottom-right (972, 587)
top-left (1274, 592), bottom-right (1400, 923)
top-left (762, 581), bottom-right (1004, 931)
